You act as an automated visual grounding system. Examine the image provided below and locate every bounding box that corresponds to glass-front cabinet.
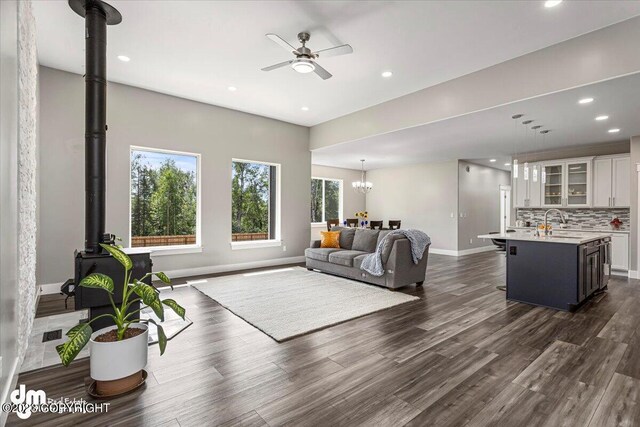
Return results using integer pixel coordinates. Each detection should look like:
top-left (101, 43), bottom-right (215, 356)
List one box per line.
top-left (543, 163), bottom-right (564, 207)
top-left (541, 158), bottom-right (592, 207)
top-left (566, 161), bottom-right (589, 207)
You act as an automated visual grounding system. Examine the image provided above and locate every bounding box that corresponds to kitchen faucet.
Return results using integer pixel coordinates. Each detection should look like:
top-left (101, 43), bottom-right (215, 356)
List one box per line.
top-left (542, 209), bottom-right (567, 236)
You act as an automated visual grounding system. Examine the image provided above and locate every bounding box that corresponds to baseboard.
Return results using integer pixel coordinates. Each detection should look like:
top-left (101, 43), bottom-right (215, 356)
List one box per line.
top-left (162, 256), bottom-right (306, 279)
top-left (1, 356), bottom-right (20, 424)
top-left (457, 246), bottom-right (498, 256)
top-left (39, 282), bottom-right (63, 295)
top-left (430, 246), bottom-right (497, 257)
top-left (627, 270), bottom-right (638, 279)
top-left (38, 256), bottom-right (307, 295)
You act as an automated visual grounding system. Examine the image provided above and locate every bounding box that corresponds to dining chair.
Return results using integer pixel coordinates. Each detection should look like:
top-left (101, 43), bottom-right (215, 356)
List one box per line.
top-left (326, 218), bottom-right (340, 231)
top-left (388, 220), bottom-right (401, 230)
top-left (346, 218), bottom-right (359, 227)
top-left (370, 220), bottom-right (383, 230)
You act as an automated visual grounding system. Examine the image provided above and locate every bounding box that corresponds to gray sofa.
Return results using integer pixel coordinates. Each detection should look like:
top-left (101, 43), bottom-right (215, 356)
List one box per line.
top-left (305, 227), bottom-right (430, 290)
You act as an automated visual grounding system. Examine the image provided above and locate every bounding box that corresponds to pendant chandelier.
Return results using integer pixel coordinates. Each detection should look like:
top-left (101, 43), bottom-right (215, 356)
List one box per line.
top-left (352, 159), bottom-right (373, 194)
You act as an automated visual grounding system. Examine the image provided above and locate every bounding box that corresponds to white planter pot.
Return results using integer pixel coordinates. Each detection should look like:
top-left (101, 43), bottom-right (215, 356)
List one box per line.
top-left (89, 322), bottom-right (149, 381)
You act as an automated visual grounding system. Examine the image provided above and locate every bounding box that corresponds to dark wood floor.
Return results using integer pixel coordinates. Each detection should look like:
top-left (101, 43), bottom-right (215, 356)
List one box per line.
top-left (11, 252), bottom-right (640, 426)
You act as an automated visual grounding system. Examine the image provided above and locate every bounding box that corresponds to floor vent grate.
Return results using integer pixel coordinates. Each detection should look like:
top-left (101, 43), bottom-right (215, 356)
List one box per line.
top-left (42, 329), bottom-right (62, 342)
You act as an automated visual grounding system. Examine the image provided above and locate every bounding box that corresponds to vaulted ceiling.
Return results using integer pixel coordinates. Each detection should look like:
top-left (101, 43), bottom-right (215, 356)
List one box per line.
top-left (33, 1), bottom-right (640, 127)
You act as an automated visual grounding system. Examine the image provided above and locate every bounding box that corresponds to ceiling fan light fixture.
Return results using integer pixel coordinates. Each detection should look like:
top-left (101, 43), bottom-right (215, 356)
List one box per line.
top-left (291, 58), bottom-right (315, 74)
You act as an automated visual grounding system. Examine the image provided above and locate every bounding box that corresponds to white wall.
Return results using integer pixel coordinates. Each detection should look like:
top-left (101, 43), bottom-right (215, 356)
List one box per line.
top-left (1, 0), bottom-right (38, 413)
top-left (310, 164), bottom-right (366, 240)
top-left (0, 0), bottom-right (20, 411)
top-left (458, 161), bottom-right (510, 251)
top-left (38, 66), bottom-right (310, 285)
top-left (365, 161), bottom-right (459, 252)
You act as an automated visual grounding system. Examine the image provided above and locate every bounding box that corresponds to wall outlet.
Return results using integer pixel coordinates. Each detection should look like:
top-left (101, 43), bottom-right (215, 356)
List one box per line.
top-left (469, 238), bottom-right (473, 244)
top-left (282, 245), bottom-right (286, 252)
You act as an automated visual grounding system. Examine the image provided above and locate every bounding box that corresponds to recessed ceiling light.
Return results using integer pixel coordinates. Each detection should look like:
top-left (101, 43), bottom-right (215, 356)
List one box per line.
top-left (578, 97), bottom-right (594, 104)
top-left (505, 163), bottom-right (511, 167)
top-left (489, 159), bottom-right (496, 162)
top-left (301, 106), bottom-right (309, 111)
top-left (608, 128), bottom-right (620, 133)
top-left (544, 0), bottom-right (563, 8)
top-left (381, 71), bottom-right (393, 78)
top-left (595, 115), bottom-right (609, 121)
top-left (117, 55), bottom-right (130, 62)
top-left (227, 86), bottom-right (237, 92)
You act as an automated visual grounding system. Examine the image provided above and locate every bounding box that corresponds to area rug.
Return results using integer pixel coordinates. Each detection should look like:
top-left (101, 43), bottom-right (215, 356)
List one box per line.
top-left (192, 267), bottom-right (419, 342)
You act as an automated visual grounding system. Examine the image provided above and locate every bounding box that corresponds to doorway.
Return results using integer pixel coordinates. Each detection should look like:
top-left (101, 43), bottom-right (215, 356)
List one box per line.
top-left (500, 185), bottom-right (511, 233)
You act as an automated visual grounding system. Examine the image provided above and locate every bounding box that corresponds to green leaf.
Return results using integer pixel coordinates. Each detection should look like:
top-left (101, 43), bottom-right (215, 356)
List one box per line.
top-left (155, 272), bottom-right (171, 285)
top-left (162, 299), bottom-right (186, 320)
top-left (146, 319), bottom-right (167, 355)
top-left (56, 323), bottom-right (92, 366)
top-left (79, 273), bottom-right (114, 293)
top-left (100, 243), bottom-right (132, 271)
top-left (147, 297), bottom-right (165, 322)
top-left (131, 280), bottom-right (158, 306)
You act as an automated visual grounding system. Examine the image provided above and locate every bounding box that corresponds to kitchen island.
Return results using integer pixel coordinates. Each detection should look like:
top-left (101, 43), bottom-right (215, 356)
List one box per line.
top-left (478, 231), bottom-right (611, 311)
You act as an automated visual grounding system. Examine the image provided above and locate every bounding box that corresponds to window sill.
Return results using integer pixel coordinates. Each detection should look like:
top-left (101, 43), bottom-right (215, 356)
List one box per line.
top-left (127, 245), bottom-right (203, 257)
top-left (230, 240), bottom-right (282, 250)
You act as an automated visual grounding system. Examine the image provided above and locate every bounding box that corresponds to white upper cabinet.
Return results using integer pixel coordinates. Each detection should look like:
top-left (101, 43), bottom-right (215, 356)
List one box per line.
top-left (513, 162), bottom-right (542, 208)
top-left (541, 158), bottom-right (592, 208)
top-left (593, 158), bottom-right (613, 207)
top-left (543, 162), bottom-right (564, 207)
top-left (592, 155), bottom-right (630, 208)
top-left (612, 157), bottom-right (630, 207)
top-left (565, 160), bottom-right (591, 207)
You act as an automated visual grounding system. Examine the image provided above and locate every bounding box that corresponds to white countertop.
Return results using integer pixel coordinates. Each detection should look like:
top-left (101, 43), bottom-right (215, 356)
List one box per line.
top-left (477, 231), bottom-right (611, 245)
top-left (510, 226), bottom-right (629, 234)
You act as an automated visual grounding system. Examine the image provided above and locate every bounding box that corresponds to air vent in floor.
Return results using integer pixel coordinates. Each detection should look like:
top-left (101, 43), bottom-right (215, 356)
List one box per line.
top-left (42, 329), bottom-right (62, 342)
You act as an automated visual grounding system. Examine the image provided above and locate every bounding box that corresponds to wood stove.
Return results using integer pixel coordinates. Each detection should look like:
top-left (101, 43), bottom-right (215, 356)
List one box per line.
top-left (62, 0), bottom-right (152, 330)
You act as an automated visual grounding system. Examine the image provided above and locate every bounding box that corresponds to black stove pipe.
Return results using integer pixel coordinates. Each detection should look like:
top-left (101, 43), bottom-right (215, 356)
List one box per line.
top-left (69, 0), bottom-right (121, 253)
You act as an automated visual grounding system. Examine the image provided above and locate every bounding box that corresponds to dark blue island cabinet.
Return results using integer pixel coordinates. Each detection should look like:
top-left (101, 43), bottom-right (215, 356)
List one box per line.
top-left (505, 237), bottom-right (611, 311)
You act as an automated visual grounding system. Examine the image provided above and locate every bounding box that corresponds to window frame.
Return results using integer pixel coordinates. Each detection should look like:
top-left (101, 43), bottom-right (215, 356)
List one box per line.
top-left (310, 177), bottom-right (344, 225)
top-left (128, 145), bottom-right (202, 255)
top-left (230, 158), bottom-right (281, 250)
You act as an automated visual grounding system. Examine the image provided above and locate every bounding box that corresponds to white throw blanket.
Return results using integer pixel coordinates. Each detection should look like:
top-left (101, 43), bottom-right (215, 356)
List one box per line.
top-left (360, 229), bottom-right (431, 277)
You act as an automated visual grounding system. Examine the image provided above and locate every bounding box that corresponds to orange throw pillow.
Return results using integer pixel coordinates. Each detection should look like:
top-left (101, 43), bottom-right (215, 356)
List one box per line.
top-left (320, 231), bottom-right (341, 248)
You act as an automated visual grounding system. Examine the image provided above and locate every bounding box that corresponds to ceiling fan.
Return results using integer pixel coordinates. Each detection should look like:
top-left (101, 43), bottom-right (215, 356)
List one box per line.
top-left (261, 32), bottom-right (353, 80)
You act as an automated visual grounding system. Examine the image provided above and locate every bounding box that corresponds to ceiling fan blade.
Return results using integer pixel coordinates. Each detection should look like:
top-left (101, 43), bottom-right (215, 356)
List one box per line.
top-left (261, 60), bottom-right (293, 72)
top-left (313, 44), bottom-right (353, 58)
top-left (266, 33), bottom-right (298, 55)
top-left (313, 62), bottom-right (332, 80)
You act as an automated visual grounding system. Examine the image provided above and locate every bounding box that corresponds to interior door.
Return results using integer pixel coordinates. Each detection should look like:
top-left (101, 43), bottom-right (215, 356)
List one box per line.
top-left (543, 163), bottom-right (563, 207)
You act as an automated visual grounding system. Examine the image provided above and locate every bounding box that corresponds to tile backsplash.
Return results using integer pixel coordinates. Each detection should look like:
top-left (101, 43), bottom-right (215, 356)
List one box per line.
top-left (516, 208), bottom-right (630, 230)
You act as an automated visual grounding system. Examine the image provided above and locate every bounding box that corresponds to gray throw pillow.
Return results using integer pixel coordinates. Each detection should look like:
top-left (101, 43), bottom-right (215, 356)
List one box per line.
top-left (352, 229), bottom-right (380, 253)
top-left (331, 226), bottom-right (356, 250)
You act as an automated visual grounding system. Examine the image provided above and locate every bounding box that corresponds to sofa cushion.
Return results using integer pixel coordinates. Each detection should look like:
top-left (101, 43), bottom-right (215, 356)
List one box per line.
top-left (352, 229), bottom-right (380, 253)
top-left (328, 250), bottom-right (368, 267)
top-left (305, 248), bottom-right (342, 262)
top-left (331, 226), bottom-right (356, 250)
top-left (353, 254), bottom-right (369, 270)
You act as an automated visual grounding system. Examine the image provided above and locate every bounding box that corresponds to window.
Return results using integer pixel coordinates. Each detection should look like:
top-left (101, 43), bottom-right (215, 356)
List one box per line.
top-left (130, 147), bottom-right (200, 250)
top-left (231, 159), bottom-right (280, 247)
top-left (311, 178), bottom-right (343, 223)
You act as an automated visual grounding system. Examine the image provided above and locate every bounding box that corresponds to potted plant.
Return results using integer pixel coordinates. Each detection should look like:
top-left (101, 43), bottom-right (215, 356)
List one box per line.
top-left (56, 243), bottom-right (186, 396)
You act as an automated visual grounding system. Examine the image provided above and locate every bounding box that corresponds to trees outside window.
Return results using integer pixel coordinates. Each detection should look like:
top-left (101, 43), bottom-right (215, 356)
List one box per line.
top-left (311, 178), bottom-right (342, 223)
top-left (130, 148), bottom-right (199, 248)
top-left (232, 160), bottom-right (277, 241)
